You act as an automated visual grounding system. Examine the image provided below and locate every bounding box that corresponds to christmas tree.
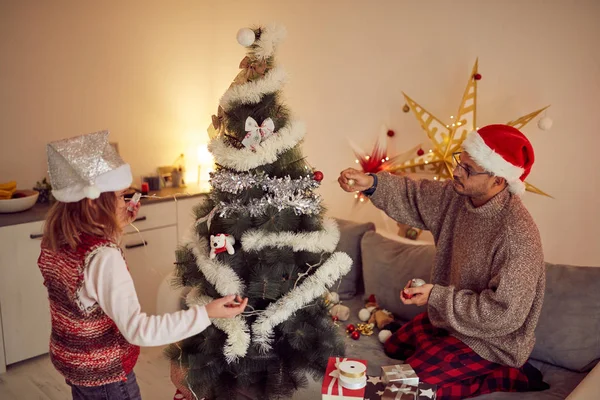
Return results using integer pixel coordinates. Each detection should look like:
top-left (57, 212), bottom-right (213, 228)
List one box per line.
top-left (166, 24), bottom-right (352, 400)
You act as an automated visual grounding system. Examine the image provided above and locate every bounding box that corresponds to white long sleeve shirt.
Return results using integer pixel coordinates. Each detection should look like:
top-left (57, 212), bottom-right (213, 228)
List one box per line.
top-left (77, 247), bottom-right (211, 347)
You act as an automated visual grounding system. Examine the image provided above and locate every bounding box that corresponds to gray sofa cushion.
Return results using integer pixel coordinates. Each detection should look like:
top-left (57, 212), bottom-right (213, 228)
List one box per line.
top-left (361, 231), bottom-right (436, 321)
top-left (530, 263), bottom-right (600, 372)
top-left (333, 219), bottom-right (376, 300)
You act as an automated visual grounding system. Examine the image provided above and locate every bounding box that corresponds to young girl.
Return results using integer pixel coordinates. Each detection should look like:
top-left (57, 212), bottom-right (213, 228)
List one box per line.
top-left (38, 130), bottom-right (247, 400)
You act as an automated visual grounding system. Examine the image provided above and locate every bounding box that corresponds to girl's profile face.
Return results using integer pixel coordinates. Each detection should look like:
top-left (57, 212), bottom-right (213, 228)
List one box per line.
top-left (115, 190), bottom-right (129, 227)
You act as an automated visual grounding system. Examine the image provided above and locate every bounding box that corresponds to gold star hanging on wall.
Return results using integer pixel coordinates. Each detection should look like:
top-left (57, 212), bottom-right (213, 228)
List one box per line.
top-left (388, 59), bottom-right (551, 197)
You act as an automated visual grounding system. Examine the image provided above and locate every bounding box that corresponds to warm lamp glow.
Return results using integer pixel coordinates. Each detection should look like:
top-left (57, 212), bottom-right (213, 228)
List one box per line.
top-left (197, 144), bottom-right (214, 189)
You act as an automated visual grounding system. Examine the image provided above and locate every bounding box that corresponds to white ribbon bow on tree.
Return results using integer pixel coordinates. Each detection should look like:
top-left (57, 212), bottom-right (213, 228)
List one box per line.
top-left (242, 116), bottom-right (275, 150)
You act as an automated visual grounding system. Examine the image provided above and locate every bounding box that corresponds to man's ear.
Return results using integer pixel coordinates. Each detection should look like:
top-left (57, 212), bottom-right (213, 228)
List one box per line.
top-left (494, 176), bottom-right (506, 187)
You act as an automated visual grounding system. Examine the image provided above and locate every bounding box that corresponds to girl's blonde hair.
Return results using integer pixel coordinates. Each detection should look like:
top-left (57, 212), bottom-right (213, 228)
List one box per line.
top-left (43, 192), bottom-right (122, 251)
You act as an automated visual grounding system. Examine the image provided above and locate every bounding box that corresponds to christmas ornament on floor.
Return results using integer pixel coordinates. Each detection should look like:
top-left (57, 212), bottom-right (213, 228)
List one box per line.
top-left (167, 24), bottom-right (352, 400)
top-left (325, 291), bottom-right (350, 322)
top-left (358, 294), bottom-right (404, 343)
top-left (393, 59), bottom-right (552, 197)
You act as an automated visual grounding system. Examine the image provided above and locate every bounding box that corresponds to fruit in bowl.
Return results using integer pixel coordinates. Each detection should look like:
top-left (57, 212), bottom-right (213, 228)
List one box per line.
top-left (0, 182), bottom-right (40, 213)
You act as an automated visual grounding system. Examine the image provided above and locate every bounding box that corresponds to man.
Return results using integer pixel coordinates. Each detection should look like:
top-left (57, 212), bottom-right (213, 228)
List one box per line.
top-left (338, 124), bottom-right (548, 398)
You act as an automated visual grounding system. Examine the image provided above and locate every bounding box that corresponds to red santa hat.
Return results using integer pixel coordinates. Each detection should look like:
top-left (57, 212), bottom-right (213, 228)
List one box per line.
top-left (462, 124), bottom-right (534, 196)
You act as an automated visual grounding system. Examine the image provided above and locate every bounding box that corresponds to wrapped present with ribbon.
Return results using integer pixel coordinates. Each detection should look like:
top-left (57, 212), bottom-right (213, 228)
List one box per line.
top-left (364, 375), bottom-right (387, 398)
top-left (414, 382), bottom-right (437, 399)
top-left (381, 382), bottom-right (419, 400)
top-left (381, 364), bottom-right (419, 386)
top-left (321, 357), bottom-right (367, 399)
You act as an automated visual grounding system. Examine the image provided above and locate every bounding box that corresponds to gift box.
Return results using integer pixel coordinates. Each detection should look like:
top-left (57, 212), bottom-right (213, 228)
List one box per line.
top-left (364, 375), bottom-right (387, 399)
top-left (322, 357), bottom-right (367, 399)
top-left (382, 383), bottom-right (419, 400)
top-left (381, 364), bottom-right (419, 386)
top-left (414, 382), bottom-right (437, 399)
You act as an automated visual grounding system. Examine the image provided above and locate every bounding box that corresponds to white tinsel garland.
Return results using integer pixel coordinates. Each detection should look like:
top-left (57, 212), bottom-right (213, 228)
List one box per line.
top-left (210, 170), bottom-right (319, 195)
top-left (220, 66), bottom-right (287, 111)
top-left (186, 289), bottom-right (251, 363)
top-left (209, 120), bottom-right (306, 171)
top-left (188, 237), bottom-right (245, 297)
top-left (242, 218), bottom-right (340, 253)
top-left (215, 191), bottom-right (322, 218)
top-left (251, 23), bottom-right (287, 60)
top-left (251, 251), bottom-right (352, 352)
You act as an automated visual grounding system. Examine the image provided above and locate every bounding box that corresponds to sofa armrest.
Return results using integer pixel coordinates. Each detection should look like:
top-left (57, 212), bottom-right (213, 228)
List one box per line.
top-left (566, 362), bottom-right (600, 399)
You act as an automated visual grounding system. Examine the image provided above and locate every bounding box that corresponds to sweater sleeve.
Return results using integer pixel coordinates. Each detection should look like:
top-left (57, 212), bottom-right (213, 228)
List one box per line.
top-left (83, 247), bottom-right (212, 347)
top-left (427, 226), bottom-right (545, 338)
top-left (369, 172), bottom-right (451, 236)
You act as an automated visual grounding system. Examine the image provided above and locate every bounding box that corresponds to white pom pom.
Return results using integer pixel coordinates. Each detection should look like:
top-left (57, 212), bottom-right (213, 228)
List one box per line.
top-left (358, 308), bottom-right (371, 322)
top-left (538, 117), bottom-right (553, 131)
top-left (236, 28), bottom-right (255, 47)
top-left (84, 185), bottom-right (101, 199)
top-left (378, 329), bottom-right (393, 343)
top-left (326, 292), bottom-right (340, 304)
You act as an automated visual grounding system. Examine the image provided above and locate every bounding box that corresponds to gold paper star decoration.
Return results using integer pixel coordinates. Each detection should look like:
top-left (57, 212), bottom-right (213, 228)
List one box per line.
top-left (389, 59), bottom-right (551, 197)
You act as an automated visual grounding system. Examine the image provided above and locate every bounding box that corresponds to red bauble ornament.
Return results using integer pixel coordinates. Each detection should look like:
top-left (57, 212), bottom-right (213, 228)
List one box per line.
top-left (331, 315), bottom-right (339, 322)
top-left (387, 130), bottom-right (395, 137)
top-left (351, 330), bottom-right (360, 340)
top-left (474, 73), bottom-right (482, 81)
top-left (346, 324), bottom-right (356, 333)
top-left (417, 148), bottom-right (425, 156)
top-left (314, 171), bottom-right (324, 182)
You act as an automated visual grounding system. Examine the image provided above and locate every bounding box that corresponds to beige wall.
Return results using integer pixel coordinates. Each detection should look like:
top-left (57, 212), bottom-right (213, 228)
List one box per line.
top-left (1, 0), bottom-right (599, 266)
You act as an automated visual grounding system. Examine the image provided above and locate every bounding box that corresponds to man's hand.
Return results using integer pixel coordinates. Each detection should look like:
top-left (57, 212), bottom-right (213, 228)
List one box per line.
top-left (338, 168), bottom-right (374, 192)
top-left (205, 295), bottom-right (248, 318)
top-left (401, 280), bottom-right (434, 307)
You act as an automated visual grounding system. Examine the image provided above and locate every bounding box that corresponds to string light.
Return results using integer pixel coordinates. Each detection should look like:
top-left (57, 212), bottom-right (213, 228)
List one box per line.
top-left (359, 197), bottom-right (365, 202)
top-left (457, 122), bottom-right (462, 126)
top-left (424, 160), bottom-right (429, 164)
top-left (429, 149), bottom-right (433, 153)
top-left (385, 157), bottom-right (390, 161)
top-left (355, 159), bottom-right (359, 164)
top-left (365, 156), bottom-right (370, 160)
top-left (450, 116), bottom-right (454, 119)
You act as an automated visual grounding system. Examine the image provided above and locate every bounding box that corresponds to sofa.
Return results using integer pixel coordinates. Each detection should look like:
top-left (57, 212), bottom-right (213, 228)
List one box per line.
top-left (158, 218), bottom-right (600, 399)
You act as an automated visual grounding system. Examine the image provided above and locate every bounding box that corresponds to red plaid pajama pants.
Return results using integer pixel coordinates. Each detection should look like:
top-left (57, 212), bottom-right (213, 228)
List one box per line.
top-left (384, 312), bottom-right (531, 400)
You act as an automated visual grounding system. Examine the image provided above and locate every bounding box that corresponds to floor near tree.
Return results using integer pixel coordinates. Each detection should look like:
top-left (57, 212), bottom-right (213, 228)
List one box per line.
top-left (0, 347), bottom-right (175, 400)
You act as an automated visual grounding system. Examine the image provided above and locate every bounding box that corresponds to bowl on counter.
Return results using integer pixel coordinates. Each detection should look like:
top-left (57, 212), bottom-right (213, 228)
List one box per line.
top-left (0, 190), bottom-right (39, 213)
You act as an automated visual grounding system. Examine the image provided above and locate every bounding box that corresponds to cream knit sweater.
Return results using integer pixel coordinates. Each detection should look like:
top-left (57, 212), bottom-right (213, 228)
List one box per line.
top-left (370, 173), bottom-right (545, 368)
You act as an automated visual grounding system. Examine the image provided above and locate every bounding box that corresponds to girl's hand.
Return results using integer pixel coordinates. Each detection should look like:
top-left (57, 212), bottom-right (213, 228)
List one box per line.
top-left (205, 295), bottom-right (248, 319)
top-left (127, 201), bottom-right (141, 224)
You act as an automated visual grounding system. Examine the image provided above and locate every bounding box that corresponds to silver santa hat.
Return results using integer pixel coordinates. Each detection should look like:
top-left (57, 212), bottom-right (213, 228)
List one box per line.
top-left (46, 130), bottom-right (132, 202)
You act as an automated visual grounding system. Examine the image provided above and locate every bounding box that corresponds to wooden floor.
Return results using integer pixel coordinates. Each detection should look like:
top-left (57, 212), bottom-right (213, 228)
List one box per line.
top-left (0, 347), bottom-right (176, 400)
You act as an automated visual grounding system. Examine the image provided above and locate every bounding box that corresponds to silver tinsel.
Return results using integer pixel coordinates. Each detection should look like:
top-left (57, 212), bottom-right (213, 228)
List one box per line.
top-left (210, 170), bottom-right (320, 195)
top-left (215, 192), bottom-right (322, 218)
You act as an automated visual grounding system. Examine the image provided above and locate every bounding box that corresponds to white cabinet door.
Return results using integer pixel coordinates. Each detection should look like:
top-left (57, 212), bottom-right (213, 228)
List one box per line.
top-left (176, 196), bottom-right (207, 245)
top-left (0, 221), bottom-right (51, 365)
top-left (122, 225), bottom-right (178, 315)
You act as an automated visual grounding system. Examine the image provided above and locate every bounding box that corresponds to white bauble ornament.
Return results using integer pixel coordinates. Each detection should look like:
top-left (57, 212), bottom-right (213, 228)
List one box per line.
top-left (538, 117), bottom-right (553, 131)
top-left (237, 28), bottom-right (255, 47)
top-left (358, 308), bottom-right (371, 322)
top-left (378, 329), bottom-right (392, 343)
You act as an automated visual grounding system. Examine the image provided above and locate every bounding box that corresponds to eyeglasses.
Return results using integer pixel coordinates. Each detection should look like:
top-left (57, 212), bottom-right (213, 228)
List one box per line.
top-left (452, 152), bottom-right (492, 178)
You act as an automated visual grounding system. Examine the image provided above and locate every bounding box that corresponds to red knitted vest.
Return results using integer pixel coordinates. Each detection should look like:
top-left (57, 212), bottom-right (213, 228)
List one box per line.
top-left (38, 234), bottom-right (140, 386)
